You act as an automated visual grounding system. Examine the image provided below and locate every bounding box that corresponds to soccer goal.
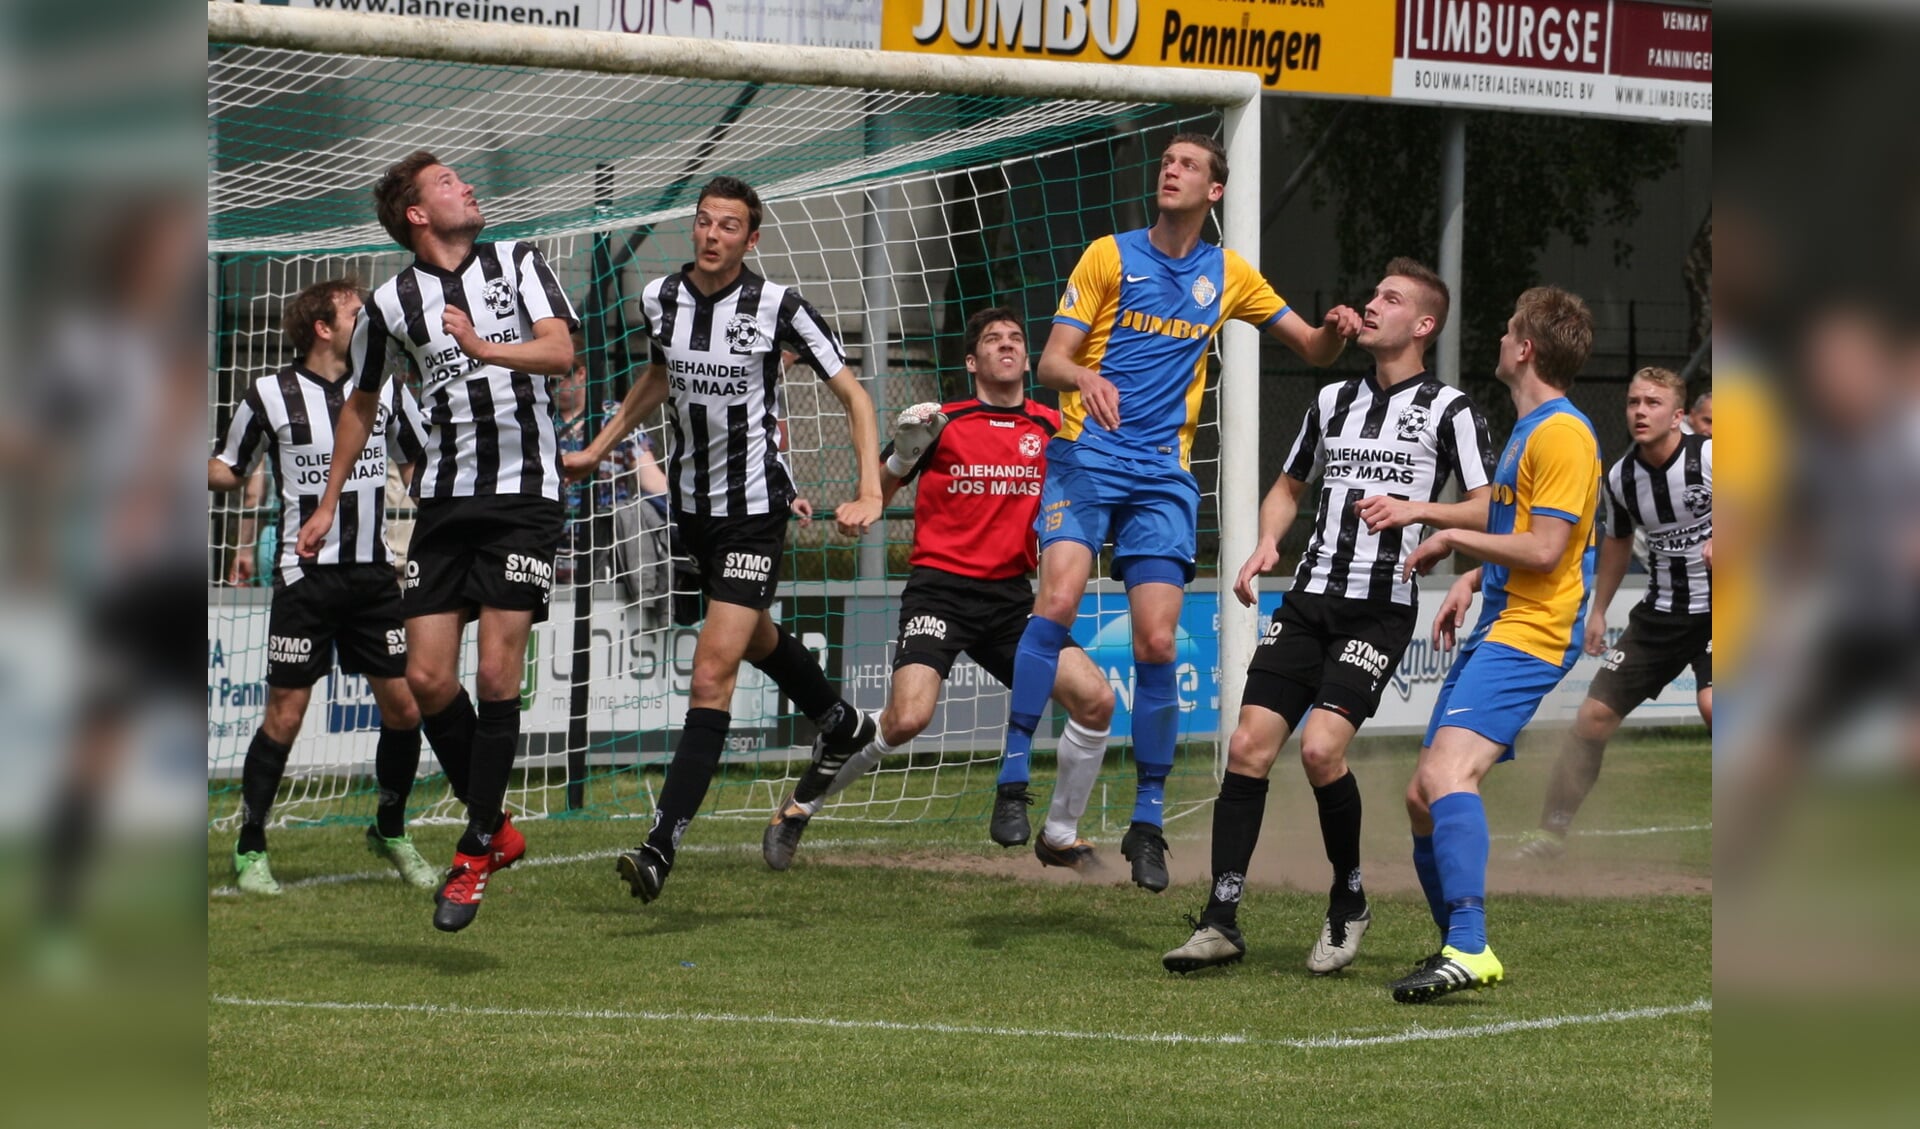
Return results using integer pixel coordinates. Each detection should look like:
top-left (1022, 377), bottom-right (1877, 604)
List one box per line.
top-left (206, 3), bottom-right (1266, 834)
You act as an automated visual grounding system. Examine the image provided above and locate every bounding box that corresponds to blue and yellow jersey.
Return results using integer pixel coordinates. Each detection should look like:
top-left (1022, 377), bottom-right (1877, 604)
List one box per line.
top-left (1053, 228), bottom-right (1287, 467)
top-left (1478, 398), bottom-right (1603, 667)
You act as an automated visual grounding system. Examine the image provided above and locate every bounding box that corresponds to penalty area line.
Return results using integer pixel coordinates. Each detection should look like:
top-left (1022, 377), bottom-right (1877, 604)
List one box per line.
top-left (210, 994), bottom-right (1710, 1050)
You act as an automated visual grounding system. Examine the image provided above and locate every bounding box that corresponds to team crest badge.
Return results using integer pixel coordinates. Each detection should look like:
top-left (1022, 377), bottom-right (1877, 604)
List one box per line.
top-left (482, 278), bottom-right (515, 317)
top-left (1682, 484), bottom-right (1712, 517)
top-left (1395, 404), bottom-right (1431, 442)
top-left (1191, 275), bottom-right (1217, 307)
top-left (1019, 433), bottom-right (1042, 458)
top-left (1060, 284), bottom-right (1080, 312)
top-left (724, 314), bottom-right (767, 353)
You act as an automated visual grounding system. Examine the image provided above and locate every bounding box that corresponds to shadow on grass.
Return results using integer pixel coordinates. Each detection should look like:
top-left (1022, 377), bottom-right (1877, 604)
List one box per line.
top-left (959, 909), bottom-right (1145, 952)
top-left (272, 938), bottom-right (503, 976)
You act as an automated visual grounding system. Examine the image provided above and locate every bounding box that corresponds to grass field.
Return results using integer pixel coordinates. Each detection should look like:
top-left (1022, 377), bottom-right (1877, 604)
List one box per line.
top-left (208, 730), bottom-right (1711, 1128)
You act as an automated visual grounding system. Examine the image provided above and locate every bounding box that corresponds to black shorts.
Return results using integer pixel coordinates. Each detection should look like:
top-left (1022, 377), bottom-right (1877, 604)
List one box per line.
top-left (404, 495), bottom-right (565, 624)
top-left (675, 507), bottom-right (788, 611)
top-left (1244, 588), bottom-right (1416, 727)
top-left (892, 567), bottom-right (1054, 684)
top-left (1587, 604), bottom-right (1713, 716)
top-left (267, 565), bottom-right (409, 688)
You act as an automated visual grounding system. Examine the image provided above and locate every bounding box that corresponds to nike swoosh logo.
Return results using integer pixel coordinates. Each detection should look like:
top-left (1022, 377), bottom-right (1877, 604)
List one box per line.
top-left (1125, 274), bottom-right (1151, 283)
top-left (1446, 707), bottom-right (1472, 716)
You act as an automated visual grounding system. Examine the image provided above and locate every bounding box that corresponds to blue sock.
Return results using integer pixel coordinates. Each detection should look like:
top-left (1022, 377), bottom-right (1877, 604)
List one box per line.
top-left (1430, 792), bottom-right (1491, 954)
top-left (1130, 660), bottom-right (1177, 826)
top-left (998, 616), bottom-right (1069, 787)
top-left (1411, 833), bottom-right (1447, 937)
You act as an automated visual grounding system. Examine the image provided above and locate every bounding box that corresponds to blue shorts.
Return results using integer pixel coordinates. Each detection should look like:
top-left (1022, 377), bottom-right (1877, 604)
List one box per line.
top-left (1423, 638), bottom-right (1573, 759)
top-left (1037, 439), bottom-right (1198, 584)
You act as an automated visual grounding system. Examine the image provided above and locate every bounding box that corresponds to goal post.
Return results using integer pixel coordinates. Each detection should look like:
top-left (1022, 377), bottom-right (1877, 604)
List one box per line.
top-left (205, 2), bottom-right (1265, 831)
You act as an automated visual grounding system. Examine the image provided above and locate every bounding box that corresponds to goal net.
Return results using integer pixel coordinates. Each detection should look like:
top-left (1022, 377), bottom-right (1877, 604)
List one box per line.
top-left (207, 10), bottom-right (1263, 837)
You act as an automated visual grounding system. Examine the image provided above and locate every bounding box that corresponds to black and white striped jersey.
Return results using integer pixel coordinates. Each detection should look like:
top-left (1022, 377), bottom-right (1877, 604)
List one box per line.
top-left (1282, 372), bottom-right (1494, 606)
top-left (215, 365), bottom-right (428, 584)
top-left (641, 265), bottom-right (849, 517)
top-left (352, 241), bottom-right (579, 502)
top-left (1603, 433), bottom-right (1712, 614)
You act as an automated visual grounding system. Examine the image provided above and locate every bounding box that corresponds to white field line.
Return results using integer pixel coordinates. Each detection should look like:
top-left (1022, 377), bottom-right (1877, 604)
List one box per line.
top-left (210, 822), bottom-right (1711, 897)
top-left (1492, 823), bottom-right (1712, 841)
top-left (210, 994), bottom-right (1710, 1050)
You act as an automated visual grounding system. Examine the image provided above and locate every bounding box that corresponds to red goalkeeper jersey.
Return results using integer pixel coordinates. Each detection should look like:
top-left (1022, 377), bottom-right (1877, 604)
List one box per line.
top-left (894, 397), bottom-right (1060, 580)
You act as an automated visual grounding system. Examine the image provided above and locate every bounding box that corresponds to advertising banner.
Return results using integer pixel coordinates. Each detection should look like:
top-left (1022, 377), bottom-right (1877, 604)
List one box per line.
top-left (1391, 0), bottom-right (1711, 122)
top-left (881, 0), bottom-right (1396, 97)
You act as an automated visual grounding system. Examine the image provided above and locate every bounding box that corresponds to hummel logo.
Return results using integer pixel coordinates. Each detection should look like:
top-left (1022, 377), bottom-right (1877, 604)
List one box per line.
top-left (1125, 274), bottom-right (1151, 283)
top-left (1446, 707), bottom-right (1473, 716)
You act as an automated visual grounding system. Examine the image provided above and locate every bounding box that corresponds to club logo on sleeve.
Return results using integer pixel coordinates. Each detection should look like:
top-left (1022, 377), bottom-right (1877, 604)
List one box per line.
top-left (724, 314), bottom-right (768, 354)
top-left (1059, 284), bottom-right (1079, 312)
top-left (1395, 404), bottom-right (1432, 442)
top-left (504, 553), bottom-right (553, 589)
top-left (1019, 433), bottom-right (1043, 458)
top-left (1682, 484), bottom-right (1712, 517)
top-left (483, 278), bottom-right (516, 317)
top-left (1190, 275), bottom-right (1217, 308)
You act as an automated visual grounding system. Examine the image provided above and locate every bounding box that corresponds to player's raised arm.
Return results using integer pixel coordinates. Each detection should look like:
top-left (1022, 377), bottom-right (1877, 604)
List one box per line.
top-left (822, 364), bottom-right (884, 535)
top-left (1264, 305), bottom-right (1361, 367)
top-left (564, 362), bottom-right (669, 480)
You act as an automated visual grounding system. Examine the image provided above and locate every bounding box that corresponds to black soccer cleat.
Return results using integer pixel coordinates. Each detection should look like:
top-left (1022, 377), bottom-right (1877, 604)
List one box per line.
top-left (1388, 945), bottom-right (1504, 1004)
top-left (616, 844), bottom-right (670, 904)
top-left (762, 796), bottom-right (812, 872)
top-left (1120, 821), bottom-right (1170, 893)
top-left (1033, 834), bottom-right (1100, 871)
top-left (990, 782), bottom-right (1033, 847)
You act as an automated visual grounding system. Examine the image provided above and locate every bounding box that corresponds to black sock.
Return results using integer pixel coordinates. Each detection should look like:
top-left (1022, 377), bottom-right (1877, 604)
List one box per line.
top-left (1201, 771), bottom-right (1269, 927)
top-left (791, 701), bottom-right (869, 805)
top-left (645, 708), bottom-right (731, 866)
top-left (1313, 770), bottom-right (1365, 915)
top-left (1543, 733), bottom-right (1608, 834)
top-left (39, 782), bottom-right (97, 925)
top-left (373, 725), bottom-right (423, 839)
top-left (422, 689), bottom-right (476, 803)
top-left (749, 626), bottom-right (841, 722)
top-left (455, 698), bottom-right (518, 856)
top-left (237, 731), bottom-right (293, 855)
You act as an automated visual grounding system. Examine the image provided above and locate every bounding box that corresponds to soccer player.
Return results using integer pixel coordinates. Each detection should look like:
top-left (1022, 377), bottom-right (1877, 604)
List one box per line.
top-left (1387, 286), bottom-right (1601, 1003)
top-left (1514, 367), bottom-right (1711, 860)
top-left (296, 152), bottom-right (580, 932)
top-left (565, 176), bottom-right (884, 905)
top-left (1163, 259), bottom-right (1494, 974)
top-left (211, 278), bottom-right (437, 894)
top-left (997, 132), bottom-right (1360, 891)
top-left (762, 308), bottom-right (1116, 871)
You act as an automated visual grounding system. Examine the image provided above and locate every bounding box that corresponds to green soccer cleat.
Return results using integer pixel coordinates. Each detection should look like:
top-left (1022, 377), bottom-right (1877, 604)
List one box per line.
top-left (366, 826), bottom-right (440, 889)
top-left (234, 850), bottom-right (282, 896)
top-left (1388, 944), bottom-right (1504, 1003)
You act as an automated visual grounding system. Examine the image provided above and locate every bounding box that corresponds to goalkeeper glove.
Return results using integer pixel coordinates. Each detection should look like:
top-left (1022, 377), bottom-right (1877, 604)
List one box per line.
top-left (885, 402), bottom-right (948, 477)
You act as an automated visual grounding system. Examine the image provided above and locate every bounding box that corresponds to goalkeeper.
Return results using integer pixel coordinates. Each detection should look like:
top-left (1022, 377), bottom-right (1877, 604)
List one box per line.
top-left (763, 309), bottom-right (1116, 871)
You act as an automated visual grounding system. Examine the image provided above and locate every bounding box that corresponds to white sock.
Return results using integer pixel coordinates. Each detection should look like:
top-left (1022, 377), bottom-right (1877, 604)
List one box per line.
top-left (797, 720), bottom-right (896, 816)
top-left (1043, 718), bottom-right (1109, 847)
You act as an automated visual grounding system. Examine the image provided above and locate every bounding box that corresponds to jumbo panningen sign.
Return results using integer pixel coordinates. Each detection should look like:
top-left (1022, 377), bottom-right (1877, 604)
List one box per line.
top-left (883, 0), bottom-right (1398, 97)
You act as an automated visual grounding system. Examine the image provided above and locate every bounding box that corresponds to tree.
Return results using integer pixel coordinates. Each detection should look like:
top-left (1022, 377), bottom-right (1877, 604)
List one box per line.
top-left (1297, 103), bottom-right (1684, 431)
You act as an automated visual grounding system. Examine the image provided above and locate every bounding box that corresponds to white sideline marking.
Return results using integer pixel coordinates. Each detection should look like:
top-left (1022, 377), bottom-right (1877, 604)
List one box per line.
top-left (1492, 823), bottom-right (1711, 841)
top-left (210, 994), bottom-right (1710, 1050)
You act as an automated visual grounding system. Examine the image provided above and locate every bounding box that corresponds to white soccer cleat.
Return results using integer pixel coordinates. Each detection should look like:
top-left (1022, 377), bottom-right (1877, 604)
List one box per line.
top-left (1306, 904), bottom-right (1371, 974)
